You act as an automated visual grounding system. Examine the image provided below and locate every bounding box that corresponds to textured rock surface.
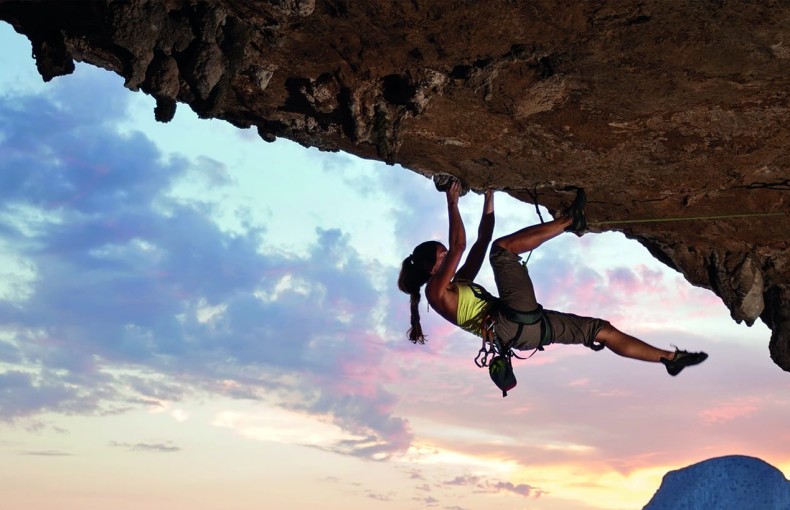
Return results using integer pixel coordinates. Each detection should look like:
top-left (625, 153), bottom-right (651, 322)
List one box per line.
top-left (643, 455), bottom-right (790, 510)
top-left (1, 1), bottom-right (788, 369)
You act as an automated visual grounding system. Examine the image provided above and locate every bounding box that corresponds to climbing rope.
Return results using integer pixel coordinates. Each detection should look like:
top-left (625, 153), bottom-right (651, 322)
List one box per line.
top-left (523, 186), bottom-right (546, 266)
top-left (590, 211), bottom-right (786, 226)
top-left (526, 186), bottom-right (546, 224)
top-left (522, 185), bottom-right (785, 226)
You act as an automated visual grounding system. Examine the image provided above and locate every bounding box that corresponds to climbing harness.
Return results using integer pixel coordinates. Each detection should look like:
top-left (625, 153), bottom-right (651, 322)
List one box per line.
top-left (467, 250), bottom-right (608, 397)
top-left (471, 282), bottom-right (555, 397)
top-left (474, 314), bottom-right (520, 398)
top-left (462, 258), bottom-right (558, 397)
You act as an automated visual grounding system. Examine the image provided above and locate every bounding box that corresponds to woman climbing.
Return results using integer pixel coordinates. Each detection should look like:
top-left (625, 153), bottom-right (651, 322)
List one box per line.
top-left (397, 180), bottom-right (708, 379)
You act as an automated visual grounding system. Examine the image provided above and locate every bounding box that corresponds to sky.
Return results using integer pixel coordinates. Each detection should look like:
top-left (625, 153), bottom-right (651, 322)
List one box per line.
top-left (1, 21), bottom-right (789, 510)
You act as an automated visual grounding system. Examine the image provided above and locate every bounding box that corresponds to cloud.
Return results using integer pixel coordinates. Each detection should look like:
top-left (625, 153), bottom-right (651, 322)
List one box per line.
top-left (0, 340), bottom-right (21, 363)
top-left (699, 396), bottom-right (762, 424)
top-left (443, 474), bottom-right (482, 487)
top-left (365, 491), bottom-right (395, 501)
top-left (491, 480), bottom-right (534, 497)
top-left (0, 65), bottom-right (412, 458)
top-left (109, 441), bottom-right (181, 453)
top-left (18, 449), bottom-right (72, 456)
top-left (0, 369), bottom-right (106, 418)
top-left (442, 474), bottom-right (538, 498)
top-left (412, 495), bottom-right (439, 505)
top-left (377, 162), bottom-right (450, 250)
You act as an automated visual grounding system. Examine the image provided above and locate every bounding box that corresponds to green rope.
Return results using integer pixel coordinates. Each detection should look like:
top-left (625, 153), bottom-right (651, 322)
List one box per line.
top-left (590, 211), bottom-right (786, 226)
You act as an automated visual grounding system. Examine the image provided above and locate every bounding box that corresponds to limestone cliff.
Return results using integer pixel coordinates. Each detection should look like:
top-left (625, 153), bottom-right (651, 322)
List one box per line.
top-left (1, 1), bottom-right (788, 369)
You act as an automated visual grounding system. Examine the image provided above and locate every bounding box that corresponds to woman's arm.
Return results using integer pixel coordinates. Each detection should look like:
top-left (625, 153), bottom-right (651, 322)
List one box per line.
top-left (455, 189), bottom-right (494, 282)
top-left (426, 181), bottom-right (466, 301)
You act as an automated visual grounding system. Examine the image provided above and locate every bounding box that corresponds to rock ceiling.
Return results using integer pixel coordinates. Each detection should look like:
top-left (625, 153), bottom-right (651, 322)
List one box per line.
top-left (1, 1), bottom-right (788, 370)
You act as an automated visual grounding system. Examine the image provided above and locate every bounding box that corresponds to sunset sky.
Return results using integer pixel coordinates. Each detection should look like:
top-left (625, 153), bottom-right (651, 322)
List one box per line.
top-left (1, 22), bottom-right (788, 510)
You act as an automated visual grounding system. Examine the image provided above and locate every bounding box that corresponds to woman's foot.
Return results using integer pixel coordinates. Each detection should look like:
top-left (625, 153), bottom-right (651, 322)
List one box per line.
top-left (661, 349), bottom-right (709, 376)
top-left (563, 188), bottom-right (587, 234)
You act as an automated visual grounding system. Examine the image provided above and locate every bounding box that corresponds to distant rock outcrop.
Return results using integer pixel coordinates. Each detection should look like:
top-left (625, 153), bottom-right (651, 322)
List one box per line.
top-left (643, 455), bottom-right (790, 510)
top-left (1, 1), bottom-right (788, 370)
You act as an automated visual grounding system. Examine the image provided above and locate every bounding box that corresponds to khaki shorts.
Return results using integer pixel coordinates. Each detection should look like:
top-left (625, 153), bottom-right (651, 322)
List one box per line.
top-left (489, 245), bottom-right (609, 351)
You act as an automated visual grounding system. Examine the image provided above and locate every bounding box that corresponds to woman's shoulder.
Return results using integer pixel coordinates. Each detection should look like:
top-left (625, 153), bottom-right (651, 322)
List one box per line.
top-left (425, 275), bottom-right (458, 299)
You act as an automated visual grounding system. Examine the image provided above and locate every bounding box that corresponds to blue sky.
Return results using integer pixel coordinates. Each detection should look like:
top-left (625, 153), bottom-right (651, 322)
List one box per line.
top-left (1, 21), bottom-right (788, 510)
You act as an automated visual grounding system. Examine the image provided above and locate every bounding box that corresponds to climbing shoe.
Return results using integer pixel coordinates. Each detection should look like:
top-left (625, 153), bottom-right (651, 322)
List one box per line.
top-left (563, 188), bottom-right (587, 234)
top-left (660, 349), bottom-right (708, 376)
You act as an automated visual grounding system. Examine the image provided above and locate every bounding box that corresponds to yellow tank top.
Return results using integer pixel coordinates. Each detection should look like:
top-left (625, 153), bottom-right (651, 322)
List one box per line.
top-left (456, 282), bottom-right (494, 337)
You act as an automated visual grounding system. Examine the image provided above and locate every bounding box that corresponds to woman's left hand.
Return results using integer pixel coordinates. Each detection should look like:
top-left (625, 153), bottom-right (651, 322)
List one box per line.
top-left (483, 188), bottom-right (494, 213)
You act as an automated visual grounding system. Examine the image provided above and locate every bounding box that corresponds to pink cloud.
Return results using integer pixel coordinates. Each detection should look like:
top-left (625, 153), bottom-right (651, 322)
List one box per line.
top-left (442, 474), bottom-right (539, 498)
top-left (699, 397), bottom-right (763, 424)
top-left (673, 277), bottom-right (723, 309)
top-left (326, 330), bottom-right (408, 397)
top-left (606, 265), bottom-right (666, 296)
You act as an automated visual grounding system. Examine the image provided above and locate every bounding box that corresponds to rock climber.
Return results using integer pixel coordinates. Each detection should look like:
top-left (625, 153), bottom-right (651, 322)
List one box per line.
top-left (397, 180), bottom-right (708, 377)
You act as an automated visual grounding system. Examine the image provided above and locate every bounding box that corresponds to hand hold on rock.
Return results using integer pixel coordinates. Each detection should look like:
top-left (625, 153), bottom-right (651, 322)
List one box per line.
top-left (433, 174), bottom-right (469, 196)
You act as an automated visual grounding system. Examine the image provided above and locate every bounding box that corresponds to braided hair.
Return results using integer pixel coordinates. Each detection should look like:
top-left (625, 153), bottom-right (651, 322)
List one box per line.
top-left (397, 241), bottom-right (442, 344)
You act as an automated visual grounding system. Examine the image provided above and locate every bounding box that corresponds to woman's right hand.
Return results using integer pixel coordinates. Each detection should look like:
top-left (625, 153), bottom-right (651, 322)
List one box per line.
top-left (446, 179), bottom-right (461, 204)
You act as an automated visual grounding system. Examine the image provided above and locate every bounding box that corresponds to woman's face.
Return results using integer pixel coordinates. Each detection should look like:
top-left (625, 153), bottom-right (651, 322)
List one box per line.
top-left (431, 243), bottom-right (448, 274)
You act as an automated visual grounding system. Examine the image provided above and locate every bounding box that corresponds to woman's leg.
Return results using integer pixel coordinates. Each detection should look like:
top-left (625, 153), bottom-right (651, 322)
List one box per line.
top-left (594, 324), bottom-right (673, 362)
top-left (494, 216), bottom-right (573, 255)
top-left (594, 324), bottom-right (709, 375)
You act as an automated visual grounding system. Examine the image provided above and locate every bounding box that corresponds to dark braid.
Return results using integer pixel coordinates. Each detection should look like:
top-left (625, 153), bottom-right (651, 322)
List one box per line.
top-left (397, 241), bottom-right (441, 344)
top-left (408, 291), bottom-right (425, 344)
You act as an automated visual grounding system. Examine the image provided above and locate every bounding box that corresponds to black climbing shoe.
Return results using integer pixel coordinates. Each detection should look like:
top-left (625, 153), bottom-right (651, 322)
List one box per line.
top-left (563, 188), bottom-right (587, 234)
top-left (660, 349), bottom-right (708, 376)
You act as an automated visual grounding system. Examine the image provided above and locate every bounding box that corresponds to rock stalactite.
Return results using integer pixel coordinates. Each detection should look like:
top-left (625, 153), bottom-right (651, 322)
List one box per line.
top-left (1, 1), bottom-right (788, 369)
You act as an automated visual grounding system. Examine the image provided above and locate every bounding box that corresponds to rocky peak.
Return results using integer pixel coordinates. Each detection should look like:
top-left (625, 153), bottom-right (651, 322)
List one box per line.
top-left (1, 1), bottom-right (788, 369)
top-left (643, 455), bottom-right (790, 509)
